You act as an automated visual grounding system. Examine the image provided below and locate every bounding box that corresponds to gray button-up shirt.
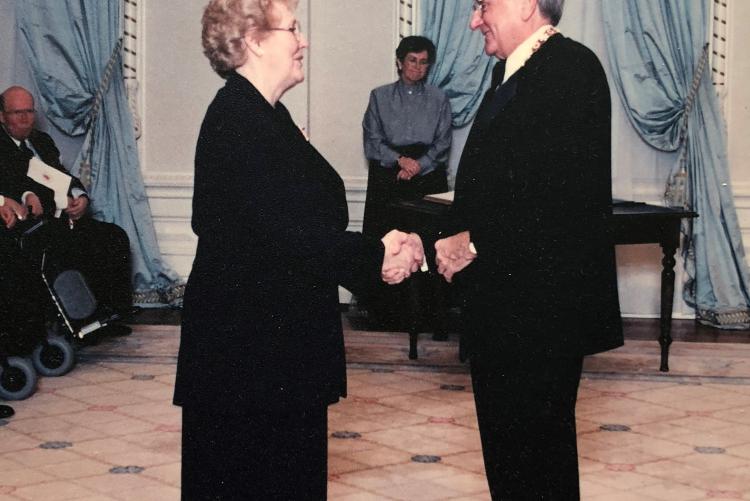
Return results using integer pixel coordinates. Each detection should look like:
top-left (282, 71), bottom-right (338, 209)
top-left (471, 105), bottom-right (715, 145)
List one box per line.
top-left (362, 80), bottom-right (452, 176)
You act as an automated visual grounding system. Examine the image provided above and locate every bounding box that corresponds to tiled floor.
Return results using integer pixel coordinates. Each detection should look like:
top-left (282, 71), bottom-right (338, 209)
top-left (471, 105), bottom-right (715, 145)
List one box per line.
top-left (1, 323), bottom-right (750, 500)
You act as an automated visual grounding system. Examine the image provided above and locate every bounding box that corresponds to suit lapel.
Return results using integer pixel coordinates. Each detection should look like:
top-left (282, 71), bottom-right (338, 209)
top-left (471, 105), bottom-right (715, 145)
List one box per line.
top-left (485, 75), bottom-right (519, 124)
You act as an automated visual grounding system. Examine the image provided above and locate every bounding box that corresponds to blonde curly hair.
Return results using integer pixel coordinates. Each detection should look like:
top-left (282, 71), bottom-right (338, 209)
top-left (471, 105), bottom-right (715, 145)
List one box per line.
top-left (202, 0), bottom-right (298, 77)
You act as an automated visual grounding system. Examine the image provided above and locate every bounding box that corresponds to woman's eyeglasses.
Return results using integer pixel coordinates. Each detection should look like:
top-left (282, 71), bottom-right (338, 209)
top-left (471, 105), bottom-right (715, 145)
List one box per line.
top-left (267, 21), bottom-right (302, 40)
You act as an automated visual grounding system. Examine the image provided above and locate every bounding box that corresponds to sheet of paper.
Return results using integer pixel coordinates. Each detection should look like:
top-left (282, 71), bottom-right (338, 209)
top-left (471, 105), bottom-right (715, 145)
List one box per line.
top-left (423, 191), bottom-right (454, 205)
top-left (27, 157), bottom-right (71, 215)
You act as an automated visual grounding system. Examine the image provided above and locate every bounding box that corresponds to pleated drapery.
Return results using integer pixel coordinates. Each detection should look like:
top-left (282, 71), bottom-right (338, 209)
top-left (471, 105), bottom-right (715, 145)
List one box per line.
top-left (16, 0), bottom-right (184, 306)
top-left (420, 1), bottom-right (495, 127)
top-left (602, 0), bottom-right (750, 328)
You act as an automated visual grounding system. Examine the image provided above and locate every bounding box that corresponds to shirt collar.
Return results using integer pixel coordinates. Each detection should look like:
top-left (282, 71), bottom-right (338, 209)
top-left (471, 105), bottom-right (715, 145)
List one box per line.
top-left (396, 79), bottom-right (425, 96)
top-left (502, 24), bottom-right (557, 84)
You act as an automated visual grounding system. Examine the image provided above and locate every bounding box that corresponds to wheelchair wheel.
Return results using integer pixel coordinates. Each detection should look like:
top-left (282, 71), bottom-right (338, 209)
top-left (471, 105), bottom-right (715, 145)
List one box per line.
top-left (0, 356), bottom-right (38, 400)
top-left (32, 335), bottom-right (76, 377)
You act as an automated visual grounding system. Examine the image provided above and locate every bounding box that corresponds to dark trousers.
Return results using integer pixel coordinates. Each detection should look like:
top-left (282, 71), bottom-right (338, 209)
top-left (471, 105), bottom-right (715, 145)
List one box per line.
top-left (48, 217), bottom-right (132, 315)
top-left (0, 236), bottom-right (46, 353)
top-left (471, 353), bottom-right (584, 500)
top-left (181, 404), bottom-right (328, 501)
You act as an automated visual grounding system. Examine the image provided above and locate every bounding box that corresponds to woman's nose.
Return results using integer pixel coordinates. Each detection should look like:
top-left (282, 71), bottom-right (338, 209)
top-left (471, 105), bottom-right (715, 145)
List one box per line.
top-left (298, 33), bottom-right (309, 49)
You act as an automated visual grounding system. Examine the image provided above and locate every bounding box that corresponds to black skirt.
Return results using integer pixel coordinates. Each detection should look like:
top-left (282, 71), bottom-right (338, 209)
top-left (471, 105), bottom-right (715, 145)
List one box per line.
top-left (181, 403), bottom-right (328, 501)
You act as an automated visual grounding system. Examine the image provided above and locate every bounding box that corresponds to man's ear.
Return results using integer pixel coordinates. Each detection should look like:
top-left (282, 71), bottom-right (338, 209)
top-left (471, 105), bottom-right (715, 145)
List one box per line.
top-left (519, 0), bottom-right (538, 22)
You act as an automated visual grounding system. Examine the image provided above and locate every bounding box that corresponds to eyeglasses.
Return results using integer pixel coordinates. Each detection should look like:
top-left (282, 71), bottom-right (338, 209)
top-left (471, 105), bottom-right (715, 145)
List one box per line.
top-left (267, 21), bottom-right (302, 40)
top-left (3, 109), bottom-right (35, 117)
top-left (404, 55), bottom-right (430, 67)
top-left (472, 0), bottom-right (488, 12)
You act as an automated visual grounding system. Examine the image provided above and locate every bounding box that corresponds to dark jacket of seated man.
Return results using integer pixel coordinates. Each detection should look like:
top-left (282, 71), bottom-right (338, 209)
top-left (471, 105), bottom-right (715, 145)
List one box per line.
top-left (0, 85), bottom-right (132, 317)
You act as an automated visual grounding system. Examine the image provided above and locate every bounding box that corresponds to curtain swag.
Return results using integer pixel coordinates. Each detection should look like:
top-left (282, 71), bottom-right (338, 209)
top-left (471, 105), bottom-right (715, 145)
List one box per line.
top-left (602, 0), bottom-right (750, 329)
top-left (16, 0), bottom-right (184, 307)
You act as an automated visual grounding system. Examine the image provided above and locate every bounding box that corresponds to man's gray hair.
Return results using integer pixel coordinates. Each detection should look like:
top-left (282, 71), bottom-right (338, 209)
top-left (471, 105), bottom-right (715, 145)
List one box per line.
top-left (538, 0), bottom-right (564, 26)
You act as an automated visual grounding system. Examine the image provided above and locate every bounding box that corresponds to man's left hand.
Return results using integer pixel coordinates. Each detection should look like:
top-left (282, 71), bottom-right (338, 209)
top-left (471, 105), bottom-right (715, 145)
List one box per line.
top-left (435, 231), bottom-right (476, 283)
top-left (65, 195), bottom-right (88, 221)
top-left (26, 193), bottom-right (43, 217)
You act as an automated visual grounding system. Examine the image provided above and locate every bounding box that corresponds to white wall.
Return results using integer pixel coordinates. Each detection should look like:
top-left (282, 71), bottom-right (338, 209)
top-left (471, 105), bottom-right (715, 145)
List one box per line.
top-left (726, 0), bottom-right (750, 260)
top-left (141, 0), bottom-right (394, 278)
top-left (140, 0), bottom-right (750, 317)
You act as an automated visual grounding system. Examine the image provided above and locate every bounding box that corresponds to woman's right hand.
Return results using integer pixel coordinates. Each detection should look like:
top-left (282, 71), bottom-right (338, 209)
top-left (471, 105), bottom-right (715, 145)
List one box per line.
top-left (381, 230), bottom-right (424, 284)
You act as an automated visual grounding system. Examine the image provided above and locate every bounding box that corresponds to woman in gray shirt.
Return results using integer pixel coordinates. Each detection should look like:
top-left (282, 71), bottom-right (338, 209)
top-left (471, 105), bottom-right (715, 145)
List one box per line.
top-left (361, 36), bottom-right (452, 328)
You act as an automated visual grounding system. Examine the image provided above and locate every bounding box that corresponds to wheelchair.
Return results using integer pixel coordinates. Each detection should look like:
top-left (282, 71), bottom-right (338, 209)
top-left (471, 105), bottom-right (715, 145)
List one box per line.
top-left (0, 215), bottom-right (116, 400)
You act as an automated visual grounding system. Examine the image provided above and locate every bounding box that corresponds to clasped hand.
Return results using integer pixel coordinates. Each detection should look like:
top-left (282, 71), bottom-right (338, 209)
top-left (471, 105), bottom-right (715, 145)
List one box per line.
top-left (396, 156), bottom-right (420, 181)
top-left (381, 230), bottom-right (424, 285)
top-left (434, 231), bottom-right (476, 283)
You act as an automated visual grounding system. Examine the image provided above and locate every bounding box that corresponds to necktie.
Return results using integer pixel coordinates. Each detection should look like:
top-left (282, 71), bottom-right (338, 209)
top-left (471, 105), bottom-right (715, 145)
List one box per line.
top-left (19, 140), bottom-right (34, 161)
top-left (474, 60), bottom-right (510, 129)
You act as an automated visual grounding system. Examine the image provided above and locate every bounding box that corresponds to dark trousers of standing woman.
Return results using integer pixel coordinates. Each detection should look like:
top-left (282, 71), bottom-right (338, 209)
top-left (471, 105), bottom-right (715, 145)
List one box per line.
top-left (470, 352), bottom-right (584, 500)
top-left (181, 404), bottom-right (328, 501)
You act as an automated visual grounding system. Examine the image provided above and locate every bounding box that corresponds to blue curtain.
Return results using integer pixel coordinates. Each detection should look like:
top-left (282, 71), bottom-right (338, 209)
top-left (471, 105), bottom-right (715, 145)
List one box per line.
top-left (420, 2), bottom-right (494, 127)
top-left (16, 0), bottom-right (183, 307)
top-left (602, 0), bottom-right (750, 328)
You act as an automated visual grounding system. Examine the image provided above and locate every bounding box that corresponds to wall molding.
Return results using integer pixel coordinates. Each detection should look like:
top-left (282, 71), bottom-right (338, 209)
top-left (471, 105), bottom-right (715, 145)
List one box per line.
top-left (142, 170), bottom-right (745, 317)
top-left (142, 171), bottom-right (750, 239)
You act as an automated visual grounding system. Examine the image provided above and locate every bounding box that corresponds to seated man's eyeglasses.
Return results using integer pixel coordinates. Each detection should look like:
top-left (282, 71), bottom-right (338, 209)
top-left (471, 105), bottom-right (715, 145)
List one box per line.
top-left (4, 109), bottom-right (35, 117)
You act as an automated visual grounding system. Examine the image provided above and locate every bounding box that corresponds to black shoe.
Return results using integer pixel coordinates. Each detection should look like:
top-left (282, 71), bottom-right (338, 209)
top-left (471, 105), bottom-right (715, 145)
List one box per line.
top-left (100, 324), bottom-right (132, 337)
top-left (0, 404), bottom-right (14, 419)
top-left (76, 331), bottom-right (103, 346)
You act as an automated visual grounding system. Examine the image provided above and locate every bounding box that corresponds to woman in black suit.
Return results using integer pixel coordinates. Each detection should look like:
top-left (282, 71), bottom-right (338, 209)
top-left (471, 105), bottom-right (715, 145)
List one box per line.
top-left (173, 1), bottom-right (423, 499)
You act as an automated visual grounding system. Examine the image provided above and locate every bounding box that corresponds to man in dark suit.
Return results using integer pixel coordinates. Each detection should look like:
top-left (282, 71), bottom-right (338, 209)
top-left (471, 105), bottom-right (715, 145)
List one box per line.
top-left (435, 0), bottom-right (624, 498)
top-left (0, 86), bottom-right (133, 333)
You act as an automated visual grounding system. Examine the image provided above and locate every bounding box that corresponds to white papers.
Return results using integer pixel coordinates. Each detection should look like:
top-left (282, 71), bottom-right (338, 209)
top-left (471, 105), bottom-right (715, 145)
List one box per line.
top-left (424, 191), bottom-right (454, 205)
top-left (27, 157), bottom-right (71, 217)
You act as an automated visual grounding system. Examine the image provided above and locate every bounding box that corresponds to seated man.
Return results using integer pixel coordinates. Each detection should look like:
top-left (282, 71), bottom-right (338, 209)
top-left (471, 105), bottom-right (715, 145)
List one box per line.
top-left (0, 86), bottom-right (132, 333)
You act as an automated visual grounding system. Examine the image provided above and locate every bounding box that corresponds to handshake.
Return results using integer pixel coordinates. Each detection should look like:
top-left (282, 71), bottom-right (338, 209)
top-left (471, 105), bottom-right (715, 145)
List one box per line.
top-left (380, 229), bottom-right (476, 285)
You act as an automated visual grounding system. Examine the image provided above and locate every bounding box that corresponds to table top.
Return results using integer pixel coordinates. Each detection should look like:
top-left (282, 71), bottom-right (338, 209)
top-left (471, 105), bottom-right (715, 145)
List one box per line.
top-left (390, 198), bottom-right (698, 220)
top-left (612, 200), bottom-right (697, 219)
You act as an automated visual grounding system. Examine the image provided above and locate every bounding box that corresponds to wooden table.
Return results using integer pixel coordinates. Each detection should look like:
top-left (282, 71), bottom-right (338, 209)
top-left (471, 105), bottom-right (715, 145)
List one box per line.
top-left (387, 199), bottom-right (697, 371)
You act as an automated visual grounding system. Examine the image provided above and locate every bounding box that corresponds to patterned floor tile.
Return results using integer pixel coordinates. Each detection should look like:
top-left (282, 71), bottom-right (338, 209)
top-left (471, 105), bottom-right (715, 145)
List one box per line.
top-left (1, 324), bottom-right (749, 500)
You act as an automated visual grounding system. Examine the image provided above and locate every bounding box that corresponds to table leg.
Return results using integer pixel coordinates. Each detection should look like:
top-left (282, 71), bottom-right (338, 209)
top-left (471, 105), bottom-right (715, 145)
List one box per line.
top-left (659, 244), bottom-right (677, 372)
top-left (408, 278), bottom-right (421, 360)
top-left (431, 273), bottom-right (449, 341)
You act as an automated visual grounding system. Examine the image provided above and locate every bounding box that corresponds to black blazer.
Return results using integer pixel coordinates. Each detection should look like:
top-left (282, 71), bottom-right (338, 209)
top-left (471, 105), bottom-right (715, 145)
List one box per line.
top-left (449, 35), bottom-right (623, 359)
top-left (0, 127), bottom-right (86, 214)
top-left (174, 74), bottom-right (384, 411)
